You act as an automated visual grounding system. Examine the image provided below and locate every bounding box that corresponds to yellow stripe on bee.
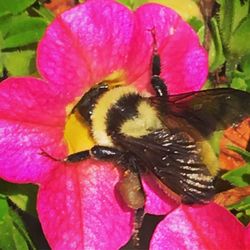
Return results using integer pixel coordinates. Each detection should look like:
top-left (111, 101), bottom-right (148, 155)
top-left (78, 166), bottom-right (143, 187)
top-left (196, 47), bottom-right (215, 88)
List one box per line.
top-left (120, 101), bottom-right (163, 138)
top-left (197, 141), bottom-right (220, 176)
top-left (91, 85), bottom-right (138, 146)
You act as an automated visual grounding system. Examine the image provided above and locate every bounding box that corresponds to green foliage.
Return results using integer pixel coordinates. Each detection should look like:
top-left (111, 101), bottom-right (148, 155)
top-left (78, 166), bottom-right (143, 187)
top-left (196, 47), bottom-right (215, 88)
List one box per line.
top-left (117, 0), bottom-right (147, 9)
top-left (0, 0), bottom-right (36, 15)
top-left (188, 16), bottom-right (203, 32)
top-left (222, 146), bottom-right (250, 187)
top-left (231, 76), bottom-right (248, 91)
top-left (222, 163), bottom-right (250, 187)
top-left (212, 0), bottom-right (250, 85)
top-left (2, 51), bottom-right (36, 76)
top-left (228, 196), bottom-right (250, 225)
top-left (229, 15), bottom-right (250, 57)
top-left (217, 0), bottom-right (249, 48)
top-left (197, 17), bottom-right (225, 73)
top-left (227, 145), bottom-right (250, 162)
top-left (209, 18), bottom-right (226, 71)
top-left (0, 180), bottom-right (38, 216)
top-left (2, 16), bottom-right (47, 49)
top-left (0, 195), bottom-right (36, 250)
top-left (222, 148), bottom-right (250, 226)
top-left (0, 0), bottom-right (54, 79)
top-left (242, 56), bottom-right (250, 79)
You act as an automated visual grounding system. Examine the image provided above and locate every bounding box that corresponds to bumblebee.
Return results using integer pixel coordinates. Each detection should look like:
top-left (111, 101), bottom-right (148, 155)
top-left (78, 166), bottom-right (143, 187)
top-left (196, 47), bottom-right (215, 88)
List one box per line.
top-left (48, 38), bottom-right (250, 209)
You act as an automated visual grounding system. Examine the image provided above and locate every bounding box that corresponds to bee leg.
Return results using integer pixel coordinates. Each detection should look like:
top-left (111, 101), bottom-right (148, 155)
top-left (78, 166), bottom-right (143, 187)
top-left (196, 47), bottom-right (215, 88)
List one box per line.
top-left (62, 146), bottom-right (124, 163)
top-left (121, 154), bottom-right (145, 248)
top-left (40, 148), bottom-right (90, 162)
top-left (151, 58), bottom-right (167, 99)
top-left (133, 207), bottom-right (145, 246)
top-left (65, 150), bottom-right (91, 162)
top-left (65, 145), bottom-right (142, 165)
top-left (56, 146), bottom-right (146, 247)
top-left (150, 29), bottom-right (168, 105)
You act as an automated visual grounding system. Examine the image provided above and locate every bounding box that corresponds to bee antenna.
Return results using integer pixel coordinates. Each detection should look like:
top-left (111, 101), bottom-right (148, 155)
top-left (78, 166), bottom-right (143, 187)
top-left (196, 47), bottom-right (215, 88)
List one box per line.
top-left (39, 148), bottom-right (64, 162)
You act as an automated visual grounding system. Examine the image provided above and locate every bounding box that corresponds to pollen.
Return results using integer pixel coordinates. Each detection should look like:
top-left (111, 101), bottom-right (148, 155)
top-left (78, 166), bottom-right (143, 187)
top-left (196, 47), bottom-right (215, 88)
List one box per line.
top-left (103, 69), bottom-right (127, 88)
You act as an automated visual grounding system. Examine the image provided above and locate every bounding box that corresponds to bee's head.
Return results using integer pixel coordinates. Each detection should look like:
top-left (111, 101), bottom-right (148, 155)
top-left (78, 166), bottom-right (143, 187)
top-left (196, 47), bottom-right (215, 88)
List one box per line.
top-left (72, 82), bottom-right (109, 124)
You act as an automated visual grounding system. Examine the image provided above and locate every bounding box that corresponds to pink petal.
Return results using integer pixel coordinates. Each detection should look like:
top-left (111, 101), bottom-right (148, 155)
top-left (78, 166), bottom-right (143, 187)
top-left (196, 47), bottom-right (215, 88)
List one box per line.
top-left (37, 0), bottom-right (134, 100)
top-left (0, 78), bottom-right (66, 126)
top-left (150, 203), bottom-right (247, 250)
top-left (37, 160), bottom-right (133, 250)
top-left (126, 3), bottom-right (208, 94)
top-left (246, 224), bottom-right (250, 249)
top-left (142, 175), bottom-right (179, 215)
top-left (0, 77), bottom-right (67, 183)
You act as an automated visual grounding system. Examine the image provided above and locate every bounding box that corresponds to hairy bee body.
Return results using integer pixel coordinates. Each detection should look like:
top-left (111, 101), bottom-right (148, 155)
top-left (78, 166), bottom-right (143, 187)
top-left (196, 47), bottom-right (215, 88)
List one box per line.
top-left (91, 85), bottom-right (163, 147)
top-left (73, 82), bottom-right (230, 204)
top-left (67, 45), bottom-right (250, 205)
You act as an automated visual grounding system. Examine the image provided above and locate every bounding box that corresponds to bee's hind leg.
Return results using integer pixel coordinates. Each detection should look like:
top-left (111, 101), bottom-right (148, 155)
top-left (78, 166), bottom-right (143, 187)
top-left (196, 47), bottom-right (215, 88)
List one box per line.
top-left (42, 146), bottom-right (146, 247)
top-left (118, 153), bottom-right (146, 248)
top-left (91, 148), bottom-right (147, 248)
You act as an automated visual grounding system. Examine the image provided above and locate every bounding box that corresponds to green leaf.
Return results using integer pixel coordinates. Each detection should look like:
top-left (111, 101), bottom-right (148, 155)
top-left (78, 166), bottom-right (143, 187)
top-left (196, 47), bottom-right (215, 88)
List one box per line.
top-left (116, 0), bottom-right (134, 9)
top-left (229, 196), bottom-right (250, 210)
top-left (230, 0), bottom-right (249, 33)
top-left (0, 13), bottom-right (13, 37)
top-left (31, 5), bottom-right (54, 23)
top-left (0, 213), bottom-right (17, 250)
top-left (241, 55), bottom-right (250, 79)
top-left (0, 200), bottom-right (35, 250)
top-left (2, 50), bottom-right (36, 76)
top-left (0, 33), bottom-right (3, 76)
top-left (117, 0), bottom-right (147, 9)
top-left (197, 20), bottom-right (225, 72)
top-left (231, 77), bottom-right (247, 91)
top-left (0, 0), bottom-right (36, 15)
top-left (227, 145), bottom-right (250, 162)
top-left (209, 17), bottom-right (226, 71)
top-left (228, 196), bottom-right (250, 225)
top-left (188, 16), bottom-right (203, 32)
top-left (2, 17), bottom-right (47, 49)
top-left (229, 15), bottom-right (250, 57)
top-left (0, 195), bottom-right (8, 219)
top-left (222, 163), bottom-right (250, 187)
top-left (217, 0), bottom-right (249, 48)
top-left (246, 80), bottom-right (250, 92)
top-left (9, 209), bottom-right (35, 250)
top-left (246, 209), bottom-right (250, 216)
top-left (0, 180), bottom-right (38, 216)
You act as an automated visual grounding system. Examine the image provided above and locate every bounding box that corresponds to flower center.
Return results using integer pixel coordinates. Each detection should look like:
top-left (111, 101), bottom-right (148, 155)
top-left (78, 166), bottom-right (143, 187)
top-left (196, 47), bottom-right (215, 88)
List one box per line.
top-left (64, 113), bottom-right (94, 154)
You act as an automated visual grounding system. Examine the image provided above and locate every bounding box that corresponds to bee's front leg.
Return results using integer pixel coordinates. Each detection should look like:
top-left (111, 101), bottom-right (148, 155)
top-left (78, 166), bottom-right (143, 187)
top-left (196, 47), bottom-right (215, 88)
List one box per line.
top-left (151, 53), bottom-right (168, 100)
top-left (40, 145), bottom-right (121, 163)
top-left (45, 145), bottom-right (142, 173)
top-left (149, 29), bottom-right (168, 114)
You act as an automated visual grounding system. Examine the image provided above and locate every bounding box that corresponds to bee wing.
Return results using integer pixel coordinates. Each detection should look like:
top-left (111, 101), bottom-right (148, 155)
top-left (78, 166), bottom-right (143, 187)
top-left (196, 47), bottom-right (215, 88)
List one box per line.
top-left (116, 129), bottom-right (215, 204)
top-left (152, 88), bottom-right (250, 137)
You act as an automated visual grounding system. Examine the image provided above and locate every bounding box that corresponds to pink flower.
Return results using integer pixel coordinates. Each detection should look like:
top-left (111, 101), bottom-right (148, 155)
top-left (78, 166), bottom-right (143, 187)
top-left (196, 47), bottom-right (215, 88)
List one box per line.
top-left (151, 202), bottom-right (249, 250)
top-left (2, 0), bottom-right (245, 249)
